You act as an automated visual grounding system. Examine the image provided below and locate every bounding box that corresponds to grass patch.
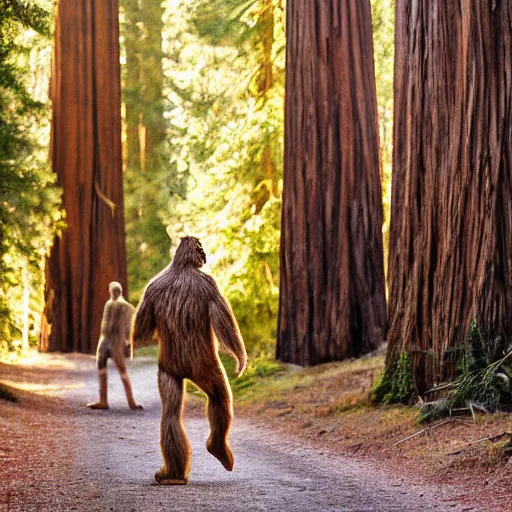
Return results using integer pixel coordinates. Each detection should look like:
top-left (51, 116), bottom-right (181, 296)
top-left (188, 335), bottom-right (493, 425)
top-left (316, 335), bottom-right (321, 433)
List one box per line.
top-left (328, 395), bottom-right (369, 415)
top-left (226, 354), bottom-right (286, 396)
top-left (134, 344), bottom-right (159, 358)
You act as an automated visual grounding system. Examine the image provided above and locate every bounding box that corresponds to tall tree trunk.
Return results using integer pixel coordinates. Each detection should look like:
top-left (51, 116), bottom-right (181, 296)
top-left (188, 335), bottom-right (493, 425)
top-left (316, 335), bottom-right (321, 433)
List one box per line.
top-left (277, 0), bottom-right (387, 365)
top-left (387, 1), bottom-right (512, 394)
top-left (40, 0), bottom-right (127, 353)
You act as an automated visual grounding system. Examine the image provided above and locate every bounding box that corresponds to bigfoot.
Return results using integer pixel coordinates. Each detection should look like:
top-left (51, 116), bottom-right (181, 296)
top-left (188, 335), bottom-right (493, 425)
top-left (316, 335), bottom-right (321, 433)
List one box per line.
top-left (87, 282), bottom-right (143, 410)
top-left (132, 237), bottom-right (247, 485)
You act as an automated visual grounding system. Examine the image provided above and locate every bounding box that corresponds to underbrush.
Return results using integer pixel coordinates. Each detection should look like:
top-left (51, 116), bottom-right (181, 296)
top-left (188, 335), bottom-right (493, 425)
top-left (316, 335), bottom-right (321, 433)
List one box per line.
top-left (221, 353), bottom-right (286, 395)
top-left (420, 323), bottom-right (512, 423)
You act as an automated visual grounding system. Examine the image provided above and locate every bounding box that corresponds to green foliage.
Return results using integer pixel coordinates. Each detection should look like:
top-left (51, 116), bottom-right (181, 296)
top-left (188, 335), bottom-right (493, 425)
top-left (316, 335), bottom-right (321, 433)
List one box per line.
top-left (371, 352), bottom-right (416, 405)
top-left (120, 0), bottom-right (175, 301)
top-left (419, 322), bottom-right (512, 422)
top-left (213, 196), bottom-right (281, 354)
top-left (0, 0), bottom-right (62, 356)
top-left (370, 0), bottom-right (394, 268)
top-left (124, 172), bottom-right (173, 300)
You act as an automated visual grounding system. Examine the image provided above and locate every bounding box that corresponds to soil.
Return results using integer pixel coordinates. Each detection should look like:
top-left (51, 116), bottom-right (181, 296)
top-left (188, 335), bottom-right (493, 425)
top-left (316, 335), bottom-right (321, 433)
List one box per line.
top-left (236, 354), bottom-right (512, 512)
top-left (0, 353), bottom-right (509, 512)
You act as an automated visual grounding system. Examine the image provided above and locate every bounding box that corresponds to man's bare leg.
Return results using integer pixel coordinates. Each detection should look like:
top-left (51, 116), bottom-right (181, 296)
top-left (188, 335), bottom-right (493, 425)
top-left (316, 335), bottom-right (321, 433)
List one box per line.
top-left (116, 358), bottom-right (143, 410)
top-left (87, 368), bottom-right (109, 409)
top-left (121, 371), bottom-right (143, 409)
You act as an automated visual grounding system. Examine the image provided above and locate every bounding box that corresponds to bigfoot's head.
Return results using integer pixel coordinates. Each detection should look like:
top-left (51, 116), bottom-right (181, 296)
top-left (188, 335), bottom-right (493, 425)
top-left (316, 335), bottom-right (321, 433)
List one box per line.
top-left (173, 236), bottom-right (207, 269)
top-left (109, 281), bottom-right (123, 300)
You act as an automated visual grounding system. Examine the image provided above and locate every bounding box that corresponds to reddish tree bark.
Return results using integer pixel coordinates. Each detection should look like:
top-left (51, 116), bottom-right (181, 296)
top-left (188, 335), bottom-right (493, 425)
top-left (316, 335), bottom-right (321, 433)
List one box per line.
top-left (387, 1), bottom-right (512, 393)
top-left (277, 0), bottom-right (387, 365)
top-left (40, 0), bottom-right (127, 353)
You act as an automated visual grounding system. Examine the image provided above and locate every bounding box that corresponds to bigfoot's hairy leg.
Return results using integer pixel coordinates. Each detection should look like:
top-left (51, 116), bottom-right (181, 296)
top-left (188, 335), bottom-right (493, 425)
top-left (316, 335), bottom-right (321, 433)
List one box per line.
top-left (156, 370), bottom-right (191, 485)
top-left (194, 366), bottom-right (234, 471)
top-left (86, 368), bottom-right (109, 409)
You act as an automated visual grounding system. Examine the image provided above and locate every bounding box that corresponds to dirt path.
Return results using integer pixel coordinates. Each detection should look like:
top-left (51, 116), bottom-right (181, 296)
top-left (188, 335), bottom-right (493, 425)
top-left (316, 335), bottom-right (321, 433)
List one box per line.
top-left (1, 355), bottom-right (480, 511)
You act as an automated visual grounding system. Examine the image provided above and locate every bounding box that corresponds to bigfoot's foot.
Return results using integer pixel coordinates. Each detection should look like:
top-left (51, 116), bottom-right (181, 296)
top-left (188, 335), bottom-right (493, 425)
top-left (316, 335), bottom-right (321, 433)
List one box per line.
top-left (128, 402), bottom-right (144, 410)
top-left (206, 438), bottom-right (234, 471)
top-left (86, 401), bottom-right (109, 410)
top-left (154, 468), bottom-right (188, 485)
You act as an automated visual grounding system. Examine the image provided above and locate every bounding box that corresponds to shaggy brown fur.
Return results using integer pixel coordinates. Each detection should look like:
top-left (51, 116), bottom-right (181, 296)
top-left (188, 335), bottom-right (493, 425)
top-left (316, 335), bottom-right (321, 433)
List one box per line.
top-left (131, 237), bottom-right (247, 484)
top-left (87, 282), bottom-right (143, 410)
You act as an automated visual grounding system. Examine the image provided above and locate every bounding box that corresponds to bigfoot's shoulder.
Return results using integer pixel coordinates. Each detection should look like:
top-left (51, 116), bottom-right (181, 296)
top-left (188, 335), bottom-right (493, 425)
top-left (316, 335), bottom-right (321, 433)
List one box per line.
top-left (194, 271), bottom-right (222, 299)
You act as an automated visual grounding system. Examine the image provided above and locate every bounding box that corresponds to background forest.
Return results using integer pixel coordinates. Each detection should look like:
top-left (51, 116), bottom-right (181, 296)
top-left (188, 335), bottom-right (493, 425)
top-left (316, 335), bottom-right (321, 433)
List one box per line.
top-left (0, 0), bottom-right (393, 357)
top-left (2, 4), bottom-right (512, 508)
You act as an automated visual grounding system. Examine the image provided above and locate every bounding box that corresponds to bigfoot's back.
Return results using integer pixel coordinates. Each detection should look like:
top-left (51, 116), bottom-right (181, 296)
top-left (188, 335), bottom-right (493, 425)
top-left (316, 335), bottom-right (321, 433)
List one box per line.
top-left (131, 237), bottom-right (247, 378)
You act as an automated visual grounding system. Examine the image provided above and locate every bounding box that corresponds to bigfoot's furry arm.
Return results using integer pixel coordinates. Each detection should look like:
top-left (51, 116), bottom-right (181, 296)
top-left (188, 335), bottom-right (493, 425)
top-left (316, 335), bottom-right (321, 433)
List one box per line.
top-left (131, 287), bottom-right (157, 346)
top-left (209, 294), bottom-right (247, 377)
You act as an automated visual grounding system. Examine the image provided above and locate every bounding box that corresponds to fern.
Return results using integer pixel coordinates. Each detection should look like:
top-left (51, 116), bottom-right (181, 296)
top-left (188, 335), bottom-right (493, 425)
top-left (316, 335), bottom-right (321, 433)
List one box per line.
top-left (419, 322), bottom-right (512, 422)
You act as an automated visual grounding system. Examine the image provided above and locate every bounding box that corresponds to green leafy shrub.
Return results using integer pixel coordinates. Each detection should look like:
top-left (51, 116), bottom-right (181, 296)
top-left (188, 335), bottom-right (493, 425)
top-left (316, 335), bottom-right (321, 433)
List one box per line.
top-left (0, 1), bottom-right (63, 356)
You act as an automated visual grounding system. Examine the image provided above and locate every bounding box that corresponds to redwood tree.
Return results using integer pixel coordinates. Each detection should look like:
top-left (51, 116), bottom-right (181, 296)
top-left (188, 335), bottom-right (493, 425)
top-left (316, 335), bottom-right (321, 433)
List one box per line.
top-left (40, 0), bottom-right (127, 353)
top-left (277, 0), bottom-right (387, 365)
top-left (387, 1), bottom-right (512, 394)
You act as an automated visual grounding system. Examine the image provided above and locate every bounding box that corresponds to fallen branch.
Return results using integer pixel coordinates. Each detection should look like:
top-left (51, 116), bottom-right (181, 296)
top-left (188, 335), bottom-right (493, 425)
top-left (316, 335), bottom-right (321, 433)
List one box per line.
top-left (423, 382), bottom-right (456, 395)
top-left (469, 401), bottom-right (476, 423)
top-left (447, 431), bottom-right (512, 456)
top-left (393, 419), bottom-right (456, 447)
top-left (470, 401), bottom-right (489, 414)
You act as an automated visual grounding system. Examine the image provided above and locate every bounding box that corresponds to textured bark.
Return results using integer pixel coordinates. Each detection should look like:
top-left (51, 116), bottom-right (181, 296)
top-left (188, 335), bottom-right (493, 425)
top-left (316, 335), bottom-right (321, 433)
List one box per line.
top-left (387, 1), bottom-right (512, 393)
top-left (40, 0), bottom-right (127, 353)
top-left (277, 0), bottom-right (387, 365)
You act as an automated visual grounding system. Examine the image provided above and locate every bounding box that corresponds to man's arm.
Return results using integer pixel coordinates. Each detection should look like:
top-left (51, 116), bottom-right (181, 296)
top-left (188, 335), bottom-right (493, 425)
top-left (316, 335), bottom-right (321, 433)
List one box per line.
top-left (99, 301), bottom-right (111, 340)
